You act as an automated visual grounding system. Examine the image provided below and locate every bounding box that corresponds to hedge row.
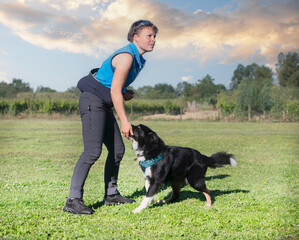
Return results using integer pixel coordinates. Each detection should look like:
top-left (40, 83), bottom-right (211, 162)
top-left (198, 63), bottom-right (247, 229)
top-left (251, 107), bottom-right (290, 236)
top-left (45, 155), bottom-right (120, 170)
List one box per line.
top-left (0, 98), bottom-right (79, 115)
top-left (125, 100), bottom-right (181, 115)
top-left (0, 98), bottom-right (181, 116)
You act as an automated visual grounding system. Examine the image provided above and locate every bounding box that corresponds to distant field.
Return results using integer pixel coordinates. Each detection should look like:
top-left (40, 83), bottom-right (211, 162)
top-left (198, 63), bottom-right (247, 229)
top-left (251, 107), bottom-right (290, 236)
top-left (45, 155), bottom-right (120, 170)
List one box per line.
top-left (0, 119), bottom-right (298, 239)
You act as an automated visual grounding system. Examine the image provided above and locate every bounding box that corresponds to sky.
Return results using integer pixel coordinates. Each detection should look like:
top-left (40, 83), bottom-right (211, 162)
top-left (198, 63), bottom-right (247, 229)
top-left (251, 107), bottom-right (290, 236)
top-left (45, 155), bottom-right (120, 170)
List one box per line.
top-left (0, 0), bottom-right (298, 92)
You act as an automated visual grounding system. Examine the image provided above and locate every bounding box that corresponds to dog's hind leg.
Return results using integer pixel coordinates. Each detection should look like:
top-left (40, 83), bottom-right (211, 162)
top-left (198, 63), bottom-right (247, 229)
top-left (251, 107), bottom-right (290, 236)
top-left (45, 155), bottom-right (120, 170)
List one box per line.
top-left (202, 188), bottom-right (212, 207)
top-left (187, 175), bottom-right (212, 207)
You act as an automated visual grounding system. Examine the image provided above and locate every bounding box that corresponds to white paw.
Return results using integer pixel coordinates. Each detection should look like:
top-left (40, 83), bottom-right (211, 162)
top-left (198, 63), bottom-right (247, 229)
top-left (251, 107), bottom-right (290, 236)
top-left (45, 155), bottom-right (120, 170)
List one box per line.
top-left (132, 208), bottom-right (142, 214)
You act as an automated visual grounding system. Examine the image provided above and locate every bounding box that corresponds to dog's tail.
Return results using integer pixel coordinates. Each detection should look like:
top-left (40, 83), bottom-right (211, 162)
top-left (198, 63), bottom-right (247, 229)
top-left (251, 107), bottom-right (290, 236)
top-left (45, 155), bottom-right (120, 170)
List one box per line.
top-left (206, 152), bottom-right (237, 168)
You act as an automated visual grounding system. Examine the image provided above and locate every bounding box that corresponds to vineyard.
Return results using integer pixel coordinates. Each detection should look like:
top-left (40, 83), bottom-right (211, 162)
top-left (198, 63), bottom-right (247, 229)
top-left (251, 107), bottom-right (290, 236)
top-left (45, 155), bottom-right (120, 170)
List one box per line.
top-left (0, 93), bottom-right (182, 117)
top-left (1, 93), bottom-right (298, 122)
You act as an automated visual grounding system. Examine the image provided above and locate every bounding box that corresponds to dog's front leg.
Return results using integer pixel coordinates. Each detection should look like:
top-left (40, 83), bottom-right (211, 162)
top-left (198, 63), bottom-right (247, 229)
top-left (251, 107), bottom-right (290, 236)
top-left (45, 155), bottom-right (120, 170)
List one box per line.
top-left (133, 177), bottom-right (155, 214)
top-left (132, 196), bottom-right (155, 214)
top-left (133, 180), bottom-right (162, 214)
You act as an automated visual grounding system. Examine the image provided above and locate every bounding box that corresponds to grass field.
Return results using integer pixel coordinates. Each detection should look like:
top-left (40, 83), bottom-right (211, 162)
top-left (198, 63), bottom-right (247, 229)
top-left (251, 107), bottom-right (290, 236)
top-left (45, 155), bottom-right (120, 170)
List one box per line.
top-left (0, 119), bottom-right (298, 239)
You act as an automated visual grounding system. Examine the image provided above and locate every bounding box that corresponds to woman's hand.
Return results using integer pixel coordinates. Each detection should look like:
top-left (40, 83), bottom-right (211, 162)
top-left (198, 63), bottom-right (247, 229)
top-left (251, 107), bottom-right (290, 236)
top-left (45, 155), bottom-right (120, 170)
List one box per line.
top-left (123, 90), bottom-right (135, 101)
top-left (121, 120), bottom-right (133, 139)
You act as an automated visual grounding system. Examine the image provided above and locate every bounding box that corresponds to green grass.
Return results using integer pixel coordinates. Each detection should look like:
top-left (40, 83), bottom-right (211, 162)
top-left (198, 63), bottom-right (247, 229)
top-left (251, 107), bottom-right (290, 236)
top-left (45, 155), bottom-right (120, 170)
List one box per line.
top-left (0, 119), bottom-right (298, 239)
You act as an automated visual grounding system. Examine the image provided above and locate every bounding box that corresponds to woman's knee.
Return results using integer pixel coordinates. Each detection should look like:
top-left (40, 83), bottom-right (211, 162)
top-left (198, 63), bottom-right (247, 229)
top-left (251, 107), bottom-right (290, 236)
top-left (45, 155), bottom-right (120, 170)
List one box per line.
top-left (114, 144), bottom-right (125, 163)
top-left (83, 148), bottom-right (102, 164)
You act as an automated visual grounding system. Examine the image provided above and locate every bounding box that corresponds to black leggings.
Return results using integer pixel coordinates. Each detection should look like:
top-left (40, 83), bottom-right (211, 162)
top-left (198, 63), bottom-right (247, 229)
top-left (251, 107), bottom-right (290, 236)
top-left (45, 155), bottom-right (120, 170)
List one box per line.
top-left (69, 92), bottom-right (125, 198)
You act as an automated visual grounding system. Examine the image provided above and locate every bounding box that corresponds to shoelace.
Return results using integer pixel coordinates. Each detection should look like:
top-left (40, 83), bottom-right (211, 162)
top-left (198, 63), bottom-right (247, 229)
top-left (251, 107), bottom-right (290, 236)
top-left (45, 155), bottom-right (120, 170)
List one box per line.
top-left (78, 199), bottom-right (86, 206)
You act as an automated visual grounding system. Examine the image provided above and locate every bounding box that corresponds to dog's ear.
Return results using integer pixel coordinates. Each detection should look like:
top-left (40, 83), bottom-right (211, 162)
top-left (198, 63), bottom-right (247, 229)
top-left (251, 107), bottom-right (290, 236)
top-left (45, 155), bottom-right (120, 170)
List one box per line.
top-left (148, 131), bottom-right (159, 143)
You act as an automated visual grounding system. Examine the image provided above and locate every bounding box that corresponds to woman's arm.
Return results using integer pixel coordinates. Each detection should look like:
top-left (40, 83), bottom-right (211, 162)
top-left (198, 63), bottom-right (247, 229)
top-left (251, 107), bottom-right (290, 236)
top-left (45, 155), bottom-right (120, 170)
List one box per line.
top-left (111, 53), bottom-right (134, 139)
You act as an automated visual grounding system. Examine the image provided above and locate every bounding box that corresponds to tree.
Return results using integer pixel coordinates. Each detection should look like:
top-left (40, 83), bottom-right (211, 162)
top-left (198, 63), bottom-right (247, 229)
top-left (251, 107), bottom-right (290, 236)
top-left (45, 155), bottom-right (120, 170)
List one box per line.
top-left (0, 82), bottom-right (13, 98)
top-left (236, 77), bottom-right (256, 120)
top-left (11, 79), bottom-right (33, 93)
top-left (186, 75), bottom-right (225, 107)
top-left (260, 79), bottom-right (273, 119)
top-left (230, 63), bottom-right (272, 89)
top-left (230, 64), bottom-right (259, 89)
top-left (153, 84), bottom-right (176, 99)
top-left (0, 79), bottom-right (33, 98)
top-left (134, 84), bottom-right (176, 99)
top-left (234, 63), bottom-right (274, 120)
top-left (255, 66), bottom-right (273, 83)
top-left (230, 64), bottom-right (245, 89)
top-left (177, 75), bottom-right (226, 107)
top-left (277, 52), bottom-right (299, 87)
top-left (66, 86), bottom-right (82, 97)
top-left (36, 86), bottom-right (57, 93)
top-left (177, 82), bottom-right (193, 98)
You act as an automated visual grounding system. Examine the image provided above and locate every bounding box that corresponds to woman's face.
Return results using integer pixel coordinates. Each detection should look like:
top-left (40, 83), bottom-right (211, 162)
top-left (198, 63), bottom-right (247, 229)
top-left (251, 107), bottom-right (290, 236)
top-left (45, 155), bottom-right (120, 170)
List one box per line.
top-left (133, 27), bottom-right (156, 55)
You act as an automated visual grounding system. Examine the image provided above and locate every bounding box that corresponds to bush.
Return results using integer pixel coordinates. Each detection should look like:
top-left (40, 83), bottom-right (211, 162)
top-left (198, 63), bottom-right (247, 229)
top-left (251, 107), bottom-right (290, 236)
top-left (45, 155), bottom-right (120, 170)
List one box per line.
top-left (125, 99), bottom-right (180, 115)
top-left (163, 100), bottom-right (180, 115)
top-left (218, 91), bottom-right (236, 116)
top-left (10, 99), bottom-right (28, 115)
top-left (0, 99), bottom-right (9, 114)
top-left (287, 100), bottom-right (299, 120)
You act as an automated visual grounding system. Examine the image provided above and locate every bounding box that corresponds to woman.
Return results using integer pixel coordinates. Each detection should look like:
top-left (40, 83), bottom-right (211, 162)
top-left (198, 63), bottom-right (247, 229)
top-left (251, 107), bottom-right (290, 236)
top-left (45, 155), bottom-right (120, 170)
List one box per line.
top-left (63, 20), bottom-right (158, 214)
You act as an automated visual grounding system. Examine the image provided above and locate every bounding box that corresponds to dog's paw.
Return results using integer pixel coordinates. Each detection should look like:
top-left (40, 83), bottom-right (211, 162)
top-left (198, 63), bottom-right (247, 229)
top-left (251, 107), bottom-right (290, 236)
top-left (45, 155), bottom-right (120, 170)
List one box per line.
top-left (132, 208), bottom-right (142, 214)
top-left (157, 199), bottom-right (166, 204)
top-left (206, 203), bottom-right (212, 207)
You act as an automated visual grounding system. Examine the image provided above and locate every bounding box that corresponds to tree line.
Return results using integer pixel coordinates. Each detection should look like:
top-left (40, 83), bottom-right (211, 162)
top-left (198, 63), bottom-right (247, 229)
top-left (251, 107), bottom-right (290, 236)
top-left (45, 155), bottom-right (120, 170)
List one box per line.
top-left (0, 52), bottom-right (298, 120)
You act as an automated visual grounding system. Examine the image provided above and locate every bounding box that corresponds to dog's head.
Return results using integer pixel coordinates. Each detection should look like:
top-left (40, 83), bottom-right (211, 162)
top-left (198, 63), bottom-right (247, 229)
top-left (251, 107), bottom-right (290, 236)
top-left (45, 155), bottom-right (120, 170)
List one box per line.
top-left (130, 124), bottom-right (165, 159)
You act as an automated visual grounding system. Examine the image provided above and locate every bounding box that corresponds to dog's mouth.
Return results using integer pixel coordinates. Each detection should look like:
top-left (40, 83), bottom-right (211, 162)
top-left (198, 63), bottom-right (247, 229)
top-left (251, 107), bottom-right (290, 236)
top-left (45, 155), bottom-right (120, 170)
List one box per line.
top-left (129, 125), bottom-right (135, 139)
top-left (131, 138), bottom-right (139, 151)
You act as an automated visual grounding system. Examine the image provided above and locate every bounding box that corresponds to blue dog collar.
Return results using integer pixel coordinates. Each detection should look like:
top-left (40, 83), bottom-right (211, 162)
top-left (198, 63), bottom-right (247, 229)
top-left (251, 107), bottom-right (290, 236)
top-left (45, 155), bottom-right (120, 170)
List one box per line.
top-left (139, 148), bottom-right (173, 173)
top-left (139, 153), bottom-right (164, 172)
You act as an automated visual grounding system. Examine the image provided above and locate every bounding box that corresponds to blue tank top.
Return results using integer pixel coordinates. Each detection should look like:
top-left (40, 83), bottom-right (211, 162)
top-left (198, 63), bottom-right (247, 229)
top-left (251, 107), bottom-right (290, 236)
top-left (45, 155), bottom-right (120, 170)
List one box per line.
top-left (95, 42), bottom-right (146, 92)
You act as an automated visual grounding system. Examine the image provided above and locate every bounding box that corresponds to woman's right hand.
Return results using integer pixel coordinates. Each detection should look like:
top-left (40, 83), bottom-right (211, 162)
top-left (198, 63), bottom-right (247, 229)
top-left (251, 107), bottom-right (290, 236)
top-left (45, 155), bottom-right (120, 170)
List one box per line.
top-left (121, 120), bottom-right (133, 139)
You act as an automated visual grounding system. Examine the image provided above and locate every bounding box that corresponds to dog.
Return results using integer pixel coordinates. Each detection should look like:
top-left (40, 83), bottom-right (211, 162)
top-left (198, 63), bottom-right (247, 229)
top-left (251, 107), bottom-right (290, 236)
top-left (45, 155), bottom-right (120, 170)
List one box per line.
top-left (129, 124), bottom-right (237, 213)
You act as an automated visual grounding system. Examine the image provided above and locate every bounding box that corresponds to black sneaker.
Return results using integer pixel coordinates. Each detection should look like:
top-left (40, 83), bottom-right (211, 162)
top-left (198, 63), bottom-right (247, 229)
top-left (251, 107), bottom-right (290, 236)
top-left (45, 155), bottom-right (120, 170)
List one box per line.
top-left (63, 198), bottom-right (95, 215)
top-left (104, 194), bottom-right (135, 206)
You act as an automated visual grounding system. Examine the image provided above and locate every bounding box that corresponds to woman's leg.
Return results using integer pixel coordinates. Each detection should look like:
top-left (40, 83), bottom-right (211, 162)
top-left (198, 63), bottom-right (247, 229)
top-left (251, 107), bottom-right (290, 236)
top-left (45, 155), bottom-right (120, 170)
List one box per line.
top-left (69, 92), bottom-right (107, 198)
top-left (102, 110), bottom-right (135, 205)
top-left (103, 109), bottom-right (125, 196)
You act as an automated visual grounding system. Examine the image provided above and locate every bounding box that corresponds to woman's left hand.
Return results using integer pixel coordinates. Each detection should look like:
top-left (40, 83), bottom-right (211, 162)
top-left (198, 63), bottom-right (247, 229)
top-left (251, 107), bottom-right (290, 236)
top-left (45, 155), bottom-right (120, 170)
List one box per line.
top-left (123, 90), bottom-right (135, 101)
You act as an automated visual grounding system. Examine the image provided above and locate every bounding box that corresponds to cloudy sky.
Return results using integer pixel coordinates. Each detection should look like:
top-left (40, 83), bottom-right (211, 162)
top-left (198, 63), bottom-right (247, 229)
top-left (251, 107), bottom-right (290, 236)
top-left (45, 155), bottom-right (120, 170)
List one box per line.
top-left (0, 0), bottom-right (298, 91)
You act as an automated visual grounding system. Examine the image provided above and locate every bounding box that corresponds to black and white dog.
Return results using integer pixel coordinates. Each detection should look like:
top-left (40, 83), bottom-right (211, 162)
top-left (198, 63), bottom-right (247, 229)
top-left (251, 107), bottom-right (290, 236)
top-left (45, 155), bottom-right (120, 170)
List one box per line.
top-left (130, 124), bottom-right (237, 213)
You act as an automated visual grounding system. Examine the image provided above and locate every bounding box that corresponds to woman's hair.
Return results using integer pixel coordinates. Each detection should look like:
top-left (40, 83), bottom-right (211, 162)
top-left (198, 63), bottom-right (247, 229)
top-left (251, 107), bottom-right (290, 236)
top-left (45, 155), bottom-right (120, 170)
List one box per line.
top-left (127, 20), bottom-right (158, 42)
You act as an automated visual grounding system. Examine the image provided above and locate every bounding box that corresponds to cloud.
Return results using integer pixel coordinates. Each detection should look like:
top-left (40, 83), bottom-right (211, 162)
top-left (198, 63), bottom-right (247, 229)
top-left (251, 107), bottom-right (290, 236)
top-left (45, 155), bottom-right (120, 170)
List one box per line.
top-left (0, 49), bottom-right (8, 55)
top-left (17, 0), bottom-right (108, 10)
top-left (181, 75), bottom-right (194, 82)
top-left (0, 71), bottom-right (10, 83)
top-left (0, 0), bottom-right (298, 66)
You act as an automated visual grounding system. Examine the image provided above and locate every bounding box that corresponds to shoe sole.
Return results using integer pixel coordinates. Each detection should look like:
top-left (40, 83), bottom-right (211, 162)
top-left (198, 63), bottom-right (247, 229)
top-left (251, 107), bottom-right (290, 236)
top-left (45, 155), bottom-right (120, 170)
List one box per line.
top-left (63, 206), bottom-right (94, 215)
top-left (104, 201), bottom-right (135, 206)
top-left (104, 202), bottom-right (122, 206)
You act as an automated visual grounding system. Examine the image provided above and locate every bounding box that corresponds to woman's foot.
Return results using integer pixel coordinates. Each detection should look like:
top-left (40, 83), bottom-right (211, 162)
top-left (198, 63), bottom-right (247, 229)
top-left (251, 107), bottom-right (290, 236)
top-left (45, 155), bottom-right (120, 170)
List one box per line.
top-left (63, 198), bottom-right (95, 214)
top-left (104, 194), bottom-right (135, 205)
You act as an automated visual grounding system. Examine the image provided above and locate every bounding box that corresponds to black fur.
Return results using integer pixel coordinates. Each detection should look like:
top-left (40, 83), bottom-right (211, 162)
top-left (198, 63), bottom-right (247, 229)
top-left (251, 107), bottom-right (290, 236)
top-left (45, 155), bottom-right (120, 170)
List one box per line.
top-left (130, 124), bottom-right (237, 207)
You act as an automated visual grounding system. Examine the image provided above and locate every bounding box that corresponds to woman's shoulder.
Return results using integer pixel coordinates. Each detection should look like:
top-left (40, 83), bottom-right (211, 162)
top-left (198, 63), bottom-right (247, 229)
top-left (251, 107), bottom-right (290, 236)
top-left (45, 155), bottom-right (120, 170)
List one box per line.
top-left (112, 52), bottom-right (133, 69)
top-left (113, 43), bottom-right (138, 57)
